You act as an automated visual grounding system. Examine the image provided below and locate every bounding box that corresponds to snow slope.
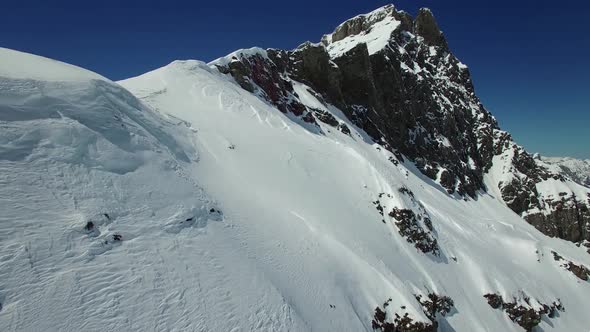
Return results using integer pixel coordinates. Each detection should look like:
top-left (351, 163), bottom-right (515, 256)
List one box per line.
top-left (118, 58), bottom-right (590, 331)
top-left (0, 48), bottom-right (305, 331)
top-left (0, 34), bottom-right (589, 332)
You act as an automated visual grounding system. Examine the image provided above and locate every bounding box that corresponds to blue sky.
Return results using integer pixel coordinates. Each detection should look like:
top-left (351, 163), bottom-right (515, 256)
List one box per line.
top-left (1, 0), bottom-right (588, 158)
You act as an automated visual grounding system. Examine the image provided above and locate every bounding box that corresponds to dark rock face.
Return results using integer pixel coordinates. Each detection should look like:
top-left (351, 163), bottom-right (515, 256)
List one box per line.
top-left (494, 134), bottom-right (590, 243)
top-left (526, 198), bottom-right (590, 243)
top-left (372, 293), bottom-right (454, 332)
top-left (214, 6), bottom-right (498, 199)
top-left (214, 50), bottom-right (317, 123)
top-left (212, 5), bottom-right (590, 244)
top-left (374, 189), bottom-right (439, 256)
top-left (290, 42), bottom-right (344, 104)
top-left (372, 298), bottom-right (436, 332)
top-left (552, 250), bottom-right (590, 281)
top-left (389, 208), bottom-right (438, 256)
top-left (414, 8), bottom-right (448, 48)
top-left (414, 293), bottom-right (454, 322)
top-left (484, 293), bottom-right (564, 332)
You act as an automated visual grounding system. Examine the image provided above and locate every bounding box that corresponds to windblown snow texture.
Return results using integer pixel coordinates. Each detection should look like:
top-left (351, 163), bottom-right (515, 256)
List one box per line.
top-left (1, 4), bottom-right (590, 332)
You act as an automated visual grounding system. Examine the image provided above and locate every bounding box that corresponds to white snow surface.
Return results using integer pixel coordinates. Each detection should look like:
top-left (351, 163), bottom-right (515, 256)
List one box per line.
top-left (208, 47), bottom-right (269, 67)
top-left (322, 5), bottom-right (401, 58)
top-left (1, 48), bottom-right (590, 332)
top-left (0, 48), bottom-right (107, 82)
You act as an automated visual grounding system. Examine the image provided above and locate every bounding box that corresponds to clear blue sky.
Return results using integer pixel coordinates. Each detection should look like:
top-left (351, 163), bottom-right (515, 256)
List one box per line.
top-left (1, 0), bottom-right (588, 158)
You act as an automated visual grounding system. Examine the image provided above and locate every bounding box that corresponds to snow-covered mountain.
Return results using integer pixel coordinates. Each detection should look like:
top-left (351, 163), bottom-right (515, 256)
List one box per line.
top-left (197, 5), bottom-right (590, 247)
top-left (1, 4), bottom-right (590, 332)
top-left (535, 155), bottom-right (590, 188)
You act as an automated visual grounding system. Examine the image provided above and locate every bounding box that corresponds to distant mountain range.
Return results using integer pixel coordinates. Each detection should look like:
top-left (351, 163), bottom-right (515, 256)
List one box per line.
top-left (536, 155), bottom-right (590, 188)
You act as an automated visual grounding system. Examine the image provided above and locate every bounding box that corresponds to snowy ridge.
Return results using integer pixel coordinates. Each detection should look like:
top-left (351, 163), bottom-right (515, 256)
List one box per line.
top-left (0, 48), bottom-right (107, 82)
top-left (121, 55), bottom-right (590, 331)
top-left (321, 4), bottom-right (402, 57)
top-left (1, 6), bottom-right (590, 332)
top-left (208, 47), bottom-right (269, 67)
top-left (0, 49), bottom-right (256, 331)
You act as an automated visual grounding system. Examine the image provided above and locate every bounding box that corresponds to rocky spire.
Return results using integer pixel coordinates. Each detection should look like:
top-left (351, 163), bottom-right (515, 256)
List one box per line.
top-left (414, 8), bottom-right (448, 48)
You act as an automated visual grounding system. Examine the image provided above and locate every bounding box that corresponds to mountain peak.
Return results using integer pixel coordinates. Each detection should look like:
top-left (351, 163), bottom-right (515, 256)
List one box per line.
top-left (414, 7), bottom-right (447, 47)
top-left (319, 5), bottom-right (449, 58)
top-left (326, 4), bottom-right (397, 43)
top-left (320, 4), bottom-right (405, 58)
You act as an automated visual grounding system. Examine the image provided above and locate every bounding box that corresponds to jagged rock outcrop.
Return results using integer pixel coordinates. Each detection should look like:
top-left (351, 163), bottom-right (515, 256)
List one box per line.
top-left (552, 251), bottom-right (590, 280)
top-left (492, 132), bottom-right (590, 243)
top-left (209, 4), bottom-right (590, 244)
top-left (414, 8), bottom-right (448, 48)
top-left (484, 293), bottom-right (564, 331)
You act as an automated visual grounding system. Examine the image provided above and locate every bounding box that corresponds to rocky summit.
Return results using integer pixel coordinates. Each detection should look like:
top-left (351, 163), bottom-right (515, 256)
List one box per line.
top-left (210, 4), bottom-right (590, 245)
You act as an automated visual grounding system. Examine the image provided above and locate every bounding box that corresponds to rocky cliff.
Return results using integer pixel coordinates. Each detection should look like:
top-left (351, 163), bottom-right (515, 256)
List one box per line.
top-left (209, 4), bottom-right (590, 245)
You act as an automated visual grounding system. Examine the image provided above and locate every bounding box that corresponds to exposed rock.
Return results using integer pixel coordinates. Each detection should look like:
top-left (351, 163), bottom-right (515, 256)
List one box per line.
top-left (414, 8), bottom-right (447, 48)
top-left (566, 262), bottom-right (590, 281)
top-left (338, 123), bottom-right (351, 135)
top-left (214, 50), bottom-right (319, 125)
top-left (311, 108), bottom-right (338, 126)
top-left (215, 7), bottom-right (493, 199)
top-left (211, 5), bottom-right (590, 245)
top-left (483, 293), bottom-right (564, 331)
top-left (373, 189), bottom-right (439, 256)
top-left (552, 250), bottom-right (590, 281)
top-left (393, 314), bottom-right (435, 332)
top-left (372, 298), bottom-right (435, 332)
top-left (415, 293), bottom-right (454, 322)
top-left (372, 293), bottom-right (452, 332)
top-left (525, 196), bottom-right (590, 243)
top-left (579, 240), bottom-right (590, 255)
top-left (398, 186), bottom-right (415, 199)
top-left (493, 137), bottom-right (590, 243)
top-left (389, 208), bottom-right (438, 255)
top-left (290, 43), bottom-right (343, 103)
top-left (483, 293), bottom-right (503, 309)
